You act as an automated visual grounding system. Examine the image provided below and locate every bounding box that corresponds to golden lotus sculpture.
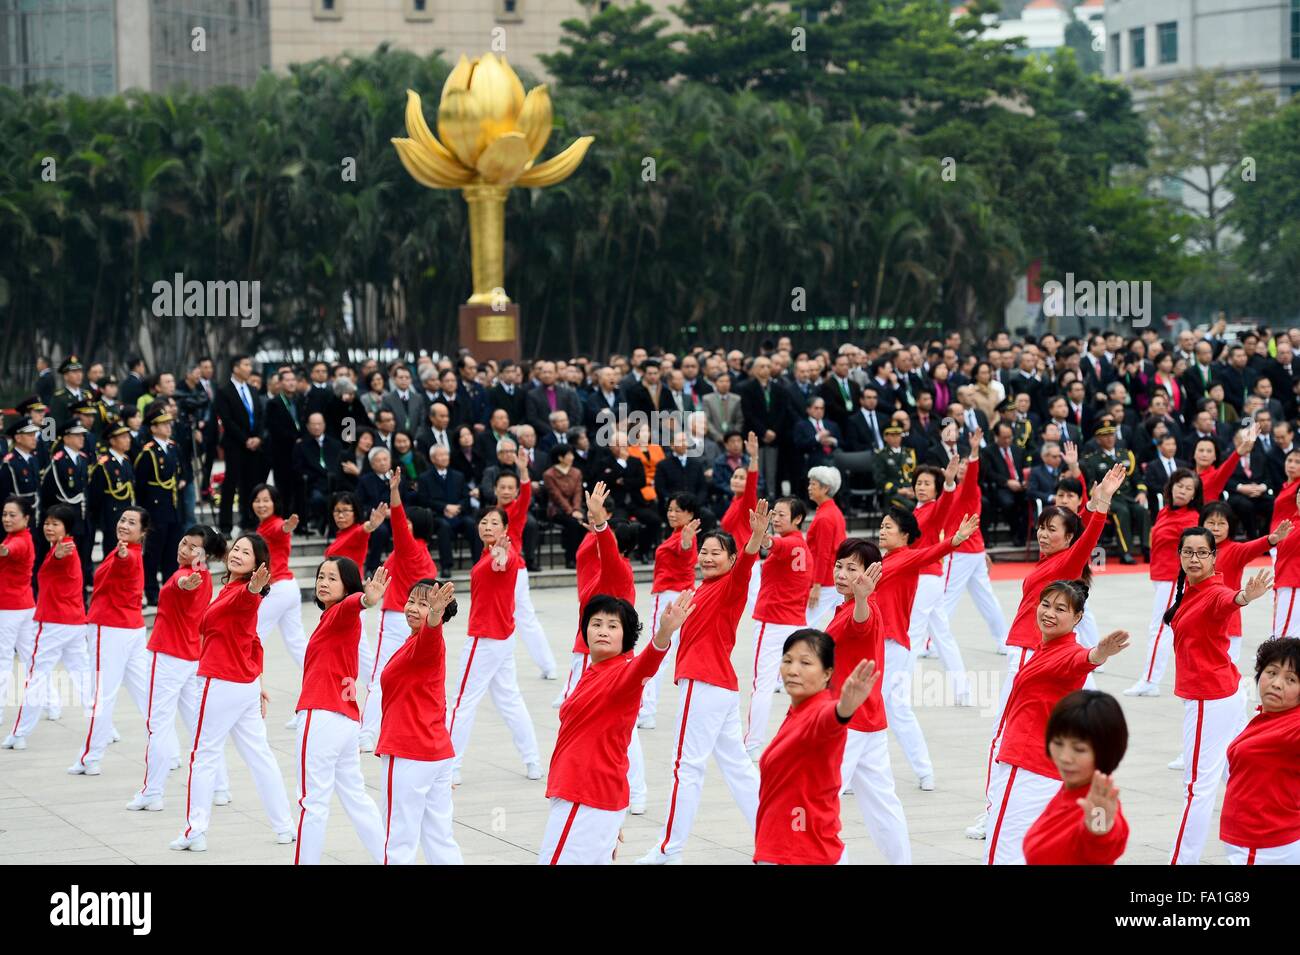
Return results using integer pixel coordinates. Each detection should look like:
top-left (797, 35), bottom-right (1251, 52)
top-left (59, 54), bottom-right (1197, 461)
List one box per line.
top-left (392, 53), bottom-right (594, 306)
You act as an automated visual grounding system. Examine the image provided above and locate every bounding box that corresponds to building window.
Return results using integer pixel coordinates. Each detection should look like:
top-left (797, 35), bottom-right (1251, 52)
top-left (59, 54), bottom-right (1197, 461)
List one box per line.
top-left (496, 0), bottom-right (522, 20)
top-left (1157, 21), bottom-right (1177, 64)
top-left (1292, 0), bottom-right (1300, 59)
top-left (406, 0), bottom-right (433, 21)
top-left (314, 0), bottom-right (342, 19)
top-left (599, 0), bottom-right (611, 8)
top-left (1129, 27), bottom-right (1145, 69)
top-left (1109, 33), bottom-right (1120, 72)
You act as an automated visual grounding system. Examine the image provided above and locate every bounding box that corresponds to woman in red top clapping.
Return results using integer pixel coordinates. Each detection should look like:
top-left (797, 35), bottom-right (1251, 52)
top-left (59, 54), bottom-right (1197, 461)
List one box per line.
top-left (1023, 690), bottom-right (1130, 865)
top-left (171, 534), bottom-right (294, 853)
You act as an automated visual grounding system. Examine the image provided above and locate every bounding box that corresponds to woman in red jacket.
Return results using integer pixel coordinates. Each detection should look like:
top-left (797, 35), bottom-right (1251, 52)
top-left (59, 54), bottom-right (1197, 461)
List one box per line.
top-left (1164, 527), bottom-right (1273, 865)
top-left (753, 630), bottom-right (878, 865)
top-left (0, 497), bottom-right (36, 736)
top-left (128, 525), bottom-right (230, 811)
top-left (171, 534), bottom-right (294, 852)
top-left (1272, 481), bottom-right (1300, 639)
top-left (805, 465), bottom-right (846, 632)
top-left (744, 496), bottom-right (812, 756)
top-left (1023, 689), bottom-right (1130, 865)
top-left (986, 580), bottom-right (1129, 865)
top-left (377, 578), bottom-right (463, 865)
top-left (1127, 424), bottom-right (1254, 696)
top-left (826, 540), bottom-right (911, 864)
top-left (70, 506), bottom-right (155, 775)
top-left (638, 500), bottom-right (769, 865)
top-left (250, 485), bottom-right (304, 681)
top-left (324, 493), bottom-right (388, 717)
top-left (637, 491), bottom-right (701, 730)
top-left (1219, 637), bottom-right (1300, 864)
top-left (541, 590), bottom-right (685, 864)
top-left (1200, 501), bottom-right (1290, 665)
top-left (4, 504), bottom-right (91, 751)
top-left (293, 560), bottom-right (389, 865)
top-left (445, 507), bottom-right (541, 785)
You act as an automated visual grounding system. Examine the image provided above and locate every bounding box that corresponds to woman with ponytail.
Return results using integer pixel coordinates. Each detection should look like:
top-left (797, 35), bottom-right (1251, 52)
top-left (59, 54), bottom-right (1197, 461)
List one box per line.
top-left (1165, 527), bottom-right (1273, 865)
top-left (985, 580), bottom-right (1130, 865)
top-left (1200, 502), bottom-right (1291, 665)
top-left (1128, 422), bottom-right (1256, 697)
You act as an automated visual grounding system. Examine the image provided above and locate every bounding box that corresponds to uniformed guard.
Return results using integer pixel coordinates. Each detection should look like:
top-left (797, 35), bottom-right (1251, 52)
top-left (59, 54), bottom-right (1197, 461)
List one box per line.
top-left (872, 424), bottom-right (918, 511)
top-left (15, 397), bottom-right (53, 473)
top-left (93, 376), bottom-right (124, 445)
top-left (1, 418), bottom-right (43, 587)
top-left (47, 356), bottom-right (91, 430)
top-left (135, 403), bottom-right (182, 604)
top-left (1081, 418), bottom-right (1149, 565)
top-left (88, 423), bottom-right (136, 560)
top-left (39, 416), bottom-right (93, 587)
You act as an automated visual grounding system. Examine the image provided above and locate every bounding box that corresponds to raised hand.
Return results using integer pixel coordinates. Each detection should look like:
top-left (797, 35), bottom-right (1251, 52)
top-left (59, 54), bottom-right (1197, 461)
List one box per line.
top-left (1092, 629), bottom-right (1130, 663)
top-left (835, 659), bottom-right (879, 719)
top-left (425, 581), bottom-right (457, 625)
top-left (1090, 463), bottom-right (1127, 511)
top-left (116, 539), bottom-right (129, 559)
top-left (178, 571), bottom-right (203, 591)
top-left (1234, 420), bottom-right (1258, 456)
top-left (942, 453), bottom-right (961, 487)
top-left (681, 517), bottom-right (701, 549)
top-left (248, 561), bottom-right (271, 594)
top-left (748, 498), bottom-right (771, 537)
top-left (1076, 770), bottom-right (1121, 836)
top-left (953, 512), bottom-right (979, 545)
top-left (363, 565), bottom-right (390, 607)
top-left (365, 502), bottom-right (390, 531)
top-left (284, 514), bottom-right (301, 534)
top-left (53, 539), bottom-right (74, 559)
top-left (1062, 440), bottom-right (1078, 469)
top-left (1270, 519), bottom-right (1293, 546)
top-left (745, 431), bottom-right (759, 461)
top-left (852, 561), bottom-right (883, 601)
top-left (1243, 568), bottom-right (1273, 603)
top-left (585, 481), bottom-right (611, 528)
top-left (967, 426), bottom-right (983, 455)
top-left (491, 536), bottom-right (513, 569)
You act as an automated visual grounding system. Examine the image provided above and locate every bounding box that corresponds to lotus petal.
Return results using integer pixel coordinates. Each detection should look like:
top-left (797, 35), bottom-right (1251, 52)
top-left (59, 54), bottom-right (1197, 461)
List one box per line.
top-left (440, 54), bottom-right (472, 104)
top-left (404, 90), bottom-right (462, 168)
top-left (515, 136), bottom-right (594, 188)
top-left (516, 85), bottom-right (552, 159)
top-left (500, 56), bottom-right (526, 120)
top-left (475, 131), bottom-right (532, 185)
top-left (467, 53), bottom-right (515, 125)
top-left (392, 137), bottom-right (474, 188)
top-left (438, 87), bottom-right (486, 168)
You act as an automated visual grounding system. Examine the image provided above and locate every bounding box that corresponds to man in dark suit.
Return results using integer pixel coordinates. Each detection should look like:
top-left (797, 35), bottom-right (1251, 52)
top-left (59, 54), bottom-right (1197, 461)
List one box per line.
top-left (624, 359), bottom-right (667, 421)
top-left (430, 368), bottom-right (473, 431)
top-left (844, 386), bottom-right (887, 452)
top-left (585, 366), bottom-right (623, 437)
top-left (417, 444), bottom-right (482, 569)
top-left (738, 355), bottom-right (792, 497)
top-left (119, 356), bottom-right (148, 409)
top-left (1180, 339), bottom-right (1220, 409)
top-left (489, 360), bottom-right (528, 426)
top-left (1062, 379), bottom-right (1096, 438)
top-left (35, 356), bottom-right (56, 406)
top-left (1026, 440), bottom-right (1075, 513)
top-left (909, 389), bottom-right (944, 448)
top-left (380, 364), bottom-right (428, 434)
top-left (302, 361), bottom-right (334, 419)
top-left (598, 431), bottom-right (659, 560)
top-left (1226, 439), bottom-right (1273, 538)
top-left (980, 421), bottom-right (1028, 547)
top-left (792, 394), bottom-right (842, 481)
top-left (818, 353), bottom-right (861, 432)
top-left (524, 360), bottom-right (583, 437)
top-left (291, 412), bottom-right (342, 534)
top-left (1079, 335), bottom-right (1114, 400)
top-left (865, 358), bottom-right (898, 416)
top-left (456, 354), bottom-right (490, 429)
top-left (212, 354), bottom-right (267, 532)
top-left (265, 368), bottom-right (305, 519)
top-left (1145, 391), bottom-right (1184, 445)
top-left (1180, 406), bottom-right (1226, 460)
top-left (653, 431), bottom-right (713, 526)
top-left (1143, 434), bottom-right (1188, 505)
top-left (1267, 420), bottom-right (1297, 491)
top-left (1217, 345), bottom-right (1257, 416)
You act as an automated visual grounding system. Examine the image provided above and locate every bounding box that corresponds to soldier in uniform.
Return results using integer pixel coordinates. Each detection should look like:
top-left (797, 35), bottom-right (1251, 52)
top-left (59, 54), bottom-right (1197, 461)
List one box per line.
top-left (1, 418), bottom-right (42, 586)
top-left (74, 402), bottom-right (103, 450)
top-left (15, 397), bottom-right (53, 473)
top-left (872, 424), bottom-right (918, 511)
top-left (90, 377), bottom-right (123, 449)
top-left (47, 356), bottom-right (93, 431)
top-left (88, 424), bottom-right (136, 560)
top-left (135, 403), bottom-right (182, 605)
top-left (1081, 419), bottom-right (1149, 565)
top-left (39, 415), bottom-right (93, 588)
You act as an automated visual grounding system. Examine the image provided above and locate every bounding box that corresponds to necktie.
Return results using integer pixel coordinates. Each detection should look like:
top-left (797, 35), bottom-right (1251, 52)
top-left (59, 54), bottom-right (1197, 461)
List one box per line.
top-left (1002, 447), bottom-right (1015, 476)
top-left (547, 387), bottom-right (557, 412)
top-left (1243, 457), bottom-right (1252, 479)
top-left (814, 418), bottom-right (823, 434)
top-left (557, 433), bottom-right (567, 445)
top-left (239, 384), bottom-right (253, 428)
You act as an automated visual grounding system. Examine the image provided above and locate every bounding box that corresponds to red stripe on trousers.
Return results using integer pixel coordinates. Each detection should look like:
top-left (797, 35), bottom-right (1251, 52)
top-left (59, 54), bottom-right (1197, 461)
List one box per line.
top-left (549, 801), bottom-right (582, 865)
top-left (78, 625), bottom-right (103, 767)
top-left (745, 622), bottom-right (767, 746)
top-left (659, 679), bottom-right (696, 855)
top-left (1145, 584), bottom-right (1177, 682)
top-left (11, 621), bottom-right (42, 734)
top-left (984, 648), bottom-right (1025, 798)
top-left (293, 709), bottom-right (313, 864)
top-left (986, 765), bottom-right (1019, 865)
top-left (383, 755), bottom-right (395, 865)
top-left (369, 613), bottom-right (385, 683)
top-left (183, 677), bottom-right (212, 838)
top-left (1171, 699), bottom-right (1205, 865)
top-left (139, 651), bottom-right (159, 795)
top-left (1280, 590), bottom-right (1297, 640)
top-left (1247, 848), bottom-right (1256, 865)
top-left (448, 637), bottom-right (480, 733)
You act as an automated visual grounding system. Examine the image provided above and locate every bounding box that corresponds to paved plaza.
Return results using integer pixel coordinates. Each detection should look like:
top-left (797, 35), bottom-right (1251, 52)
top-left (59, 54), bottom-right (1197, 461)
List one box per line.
top-left (0, 566), bottom-right (1265, 865)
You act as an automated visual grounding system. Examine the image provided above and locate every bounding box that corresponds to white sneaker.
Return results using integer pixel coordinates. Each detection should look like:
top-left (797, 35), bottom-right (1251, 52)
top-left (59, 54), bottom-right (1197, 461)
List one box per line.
top-left (995, 645), bottom-right (1009, 655)
top-left (637, 715), bottom-right (656, 730)
top-left (275, 831), bottom-right (296, 845)
top-left (1167, 754), bottom-right (1185, 771)
top-left (636, 848), bottom-right (682, 865)
top-left (917, 648), bottom-right (937, 659)
top-left (44, 706), bottom-right (62, 721)
top-left (525, 762), bottom-right (543, 780)
top-left (918, 774), bottom-right (936, 792)
top-left (67, 761), bottom-right (101, 776)
top-left (551, 694), bottom-right (565, 709)
top-left (125, 794), bottom-right (164, 812)
top-left (451, 769), bottom-right (462, 786)
top-left (213, 790), bottom-right (232, 806)
top-left (629, 802), bottom-right (647, 815)
top-left (283, 715), bottom-right (299, 731)
top-left (170, 833), bottom-right (207, 852)
top-left (841, 785), bottom-right (855, 796)
top-left (1123, 682), bottom-right (1159, 697)
top-left (1, 735), bottom-right (25, 750)
top-left (540, 668), bottom-right (558, 680)
top-left (965, 811), bottom-right (988, 840)
top-left (357, 733), bottom-right (375, 753)
top-left (111, 727), bottom-right (121, 742)
top-left (170, 757), bottom-right (181, 771)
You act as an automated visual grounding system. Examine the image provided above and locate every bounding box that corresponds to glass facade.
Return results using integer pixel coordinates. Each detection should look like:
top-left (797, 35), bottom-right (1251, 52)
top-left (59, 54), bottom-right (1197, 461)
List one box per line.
top-left (1157, 21), bottom-right (1177, 65)
top-left (1129, 26), bottom-right (1145, 69)
top-left (0, 0), bottom-right (117, 95)
top-left (1292, 0), bottom-right (1300, 59)
top-left (151, 0), bottom-right (270, 93)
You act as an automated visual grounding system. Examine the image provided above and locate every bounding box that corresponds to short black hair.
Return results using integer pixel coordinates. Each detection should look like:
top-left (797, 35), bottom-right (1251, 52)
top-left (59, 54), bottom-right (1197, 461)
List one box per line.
top-left (1254, 636), bottom-right (1300, 685)
top-left (774, 496), bottom-right (807, 527)
top-left (121, 505), bottom-right (151, 536)
top-left (225, 532), bottom-right (271, 594)
top-left (181, 524), bottom-right (227, 561)
top-left (1045, 690), bottom-right (1129, 775)
top-left (883, 505), bottom-right (920, 545)
top-left (43, 504), bottom-right (79, 534)
top-left (406, 505), bottom-right (435, 541)
top-left (3, 496), bottom-right (33, 520)
top-left (782, 628), bottom-right (835, 672)
top-left (314, 556), bottom-right (363, 609)
top-left (1055, 477), bottom-right (1083, 498)
top-left (699, 527), bottom-right (737, 557)
top-left (1039, 578), bottom-right (1089, 614)
top-left (1199, 501), bottom-right (1238, 537)
top-left (668, 492), bottom-right (699, 517)
top-left (580, 594), bottom-right (643, 653)
top-left (249, 483), bottom-right (282, 517)
top-left (406, 577), bottom-right (459, 622)
top-left (835, 537), bottom-right (882, 569)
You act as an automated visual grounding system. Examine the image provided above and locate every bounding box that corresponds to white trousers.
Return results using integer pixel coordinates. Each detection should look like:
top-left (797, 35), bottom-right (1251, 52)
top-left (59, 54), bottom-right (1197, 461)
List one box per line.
top-left (560, 651), bottom-right (588, 703)
top-left (381, 754), bottom-right (462, 865)
top-left (983, 646), bottom-right (1035, 811)
top-left (1228, 635), bottom-right (1242, 664)
top-left (639, 590), bottom-right (682, 722)
top-left (1224, 837), bottom-right (1300, 865)
top-left (985, 761), bottom-right (1060, 865)
top-left (514, 569), bottom-right (557, 676)
top-left (294, 708), bottom-right (385, 865)
top-left (743, 620), bottom-right (800, 753)
top-left (538, 798), bottom-right (626, 865)
top-left (941, 552), bottom-right (1008, 650)
top-left (652, 679), bottom-right (760, 857)
top-left (1077, 607), bottom-right (1099, 691)
top-left (840, 728), bottom-right (912, 864)
top-left (806, 585), bottom-right (841, 632)
top-left (76, 624), bottom-right (157, 768)
top-left (257, 579), bottom-right (307, 668)
top-left (446, 635), bottom-right (540, 772)
top-left (884, 639), bottom-right (932, 781)
top-left (744, 561), bottom-right (761, 617)
top-left (180, 677), bottom-right (292, 840)
top-left (0, 607), bottom-right (36, 727)
top-left (1274, 587), bottom-right (1300, 638)
top-left (9, 622), bottom-right (93, 739)
top-left (360, 610), bottom-right (411, 741)
top-left (139, 651), bottom-right (224, 799)
top-left (1171, 689), bottom-right (1247, 865)
top-left (909, 574), bottom-right (969, 701)
top-left (1139, 580), bottom-right (1176, 686)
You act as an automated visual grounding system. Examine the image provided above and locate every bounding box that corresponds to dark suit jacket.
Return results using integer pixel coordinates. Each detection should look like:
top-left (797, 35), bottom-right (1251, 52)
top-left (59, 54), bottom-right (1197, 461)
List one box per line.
top-left (489, 383), bottom-right (527, 426)
top-left (356, 470), bottom-right (390, 518)
top-left (738, 378), bottom-right (793, 441)
top-left (1226, 446), bottom-right (1272, 496)
top-left (1027, 464), bottom-right (1067, 510)
top-left (417, 466), bottom-right (471, 516)
top-left (291, 433), bottom-right (342, 493)
top-left (431, 393), bottom-right (474, 431)
top-left (524, 385), bottom-right (583, 436)
top-left (265, 392), bottom-right (304, 465)
top-left (213, 379), bottom-right (265, 450)
top-left (653, 454), bottom-right (709, 505)
top-left (818, 377), bottom-right (861, 430)
top-left (980, 443), bottom-right (1027, 494)
top-left (792, 418), bottom-right (842, 470)
top-left (1268, 443), bottom-right (1297, 491)
top-left (598, 456), bottom-right (648, 512)
top-left (1143, 455), bottom-right (1189, 499)
top-left (303, 384), bottom-right (334, 419)
top-left (844, 407), bottom-right (887, 453)
top-left (119, 373), bottom-right (146, 408)
top-left (585, 389), bottom-right (622, 435)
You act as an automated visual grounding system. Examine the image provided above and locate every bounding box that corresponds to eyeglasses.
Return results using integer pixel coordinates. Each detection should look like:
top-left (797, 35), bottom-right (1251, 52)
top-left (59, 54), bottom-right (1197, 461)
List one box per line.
top-left (1179, 548), bottom-right (1213, 560)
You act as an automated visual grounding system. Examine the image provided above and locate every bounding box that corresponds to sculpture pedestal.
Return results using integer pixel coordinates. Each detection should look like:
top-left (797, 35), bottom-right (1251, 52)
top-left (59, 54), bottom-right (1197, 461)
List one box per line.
top-left (458, 304), bottom-right (521, 362)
